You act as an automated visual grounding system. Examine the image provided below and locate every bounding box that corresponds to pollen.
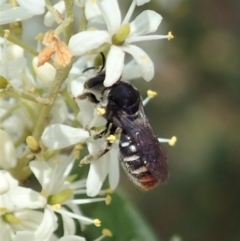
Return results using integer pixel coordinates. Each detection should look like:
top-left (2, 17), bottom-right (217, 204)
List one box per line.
top-left (147, 90), bottom-right (157, 98)
top-left (102, 229), bottom-right (113, 237)
top-left (105, 195), bottom-right (112, 205)
top-left (97, 107), bottom-right (106, 115)
top-left (169, 136), bottom-right (177, 146)
top-left (141, 55), bottom-right (147, 62)
top-left (93, 219), bottom-right (101, 227)
top-left (4, 30), bottom-right (10, 37)
top-left (107, 134), bottom-right (116, 143)
top-left (168, 31), bottom-right (174, 40)
top-left (52, 203), bottom-right (61, 210)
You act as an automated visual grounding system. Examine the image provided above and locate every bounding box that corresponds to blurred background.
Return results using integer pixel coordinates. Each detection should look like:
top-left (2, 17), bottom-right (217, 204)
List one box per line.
top-left (119, 0), bottom-right (240, 241)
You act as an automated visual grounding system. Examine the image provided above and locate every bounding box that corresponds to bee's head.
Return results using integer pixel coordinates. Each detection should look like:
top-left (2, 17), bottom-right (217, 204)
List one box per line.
top-left (84, 72), bottom-right (106, 92)
top-left (109, 82), bottom-right (140, 114)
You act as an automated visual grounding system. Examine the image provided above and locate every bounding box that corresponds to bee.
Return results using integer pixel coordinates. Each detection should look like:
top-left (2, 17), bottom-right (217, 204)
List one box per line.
top-left (78, 59), bottom-right (168, 190)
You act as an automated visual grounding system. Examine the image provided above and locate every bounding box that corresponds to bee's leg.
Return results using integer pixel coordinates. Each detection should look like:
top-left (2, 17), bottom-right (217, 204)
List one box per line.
top-left (93, 122), bottom-right (111, 140)
top-left (75, 92), bottom-right (99, 104)
top-left (79, 141), bottom-right (113, 166)
top-left (79, 125), bottom-right (118, 166)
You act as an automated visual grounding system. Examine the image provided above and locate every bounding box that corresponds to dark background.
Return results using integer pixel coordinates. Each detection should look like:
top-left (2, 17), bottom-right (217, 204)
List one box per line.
top-left (120, 0), bottom-right (240, 241)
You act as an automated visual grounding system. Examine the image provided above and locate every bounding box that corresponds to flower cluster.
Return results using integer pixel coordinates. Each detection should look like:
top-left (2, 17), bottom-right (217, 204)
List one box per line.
top-left (0, 0), bottom-right (175, 240)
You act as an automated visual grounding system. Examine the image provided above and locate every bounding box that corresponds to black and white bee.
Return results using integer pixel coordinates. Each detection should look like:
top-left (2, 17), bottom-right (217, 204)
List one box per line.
top-left (78, 58), bottom-right (168, 190)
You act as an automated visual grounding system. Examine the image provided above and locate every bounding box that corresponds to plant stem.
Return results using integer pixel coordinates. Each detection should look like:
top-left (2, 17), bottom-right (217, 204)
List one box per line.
top-left (0, 27), bottom-right (38, 56)
top-left (32, 64), bottom-right (72, 142)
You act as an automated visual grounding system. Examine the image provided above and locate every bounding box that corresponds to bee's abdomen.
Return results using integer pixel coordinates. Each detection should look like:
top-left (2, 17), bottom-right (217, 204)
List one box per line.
top-left (119, 134), bottom-right (159, 190)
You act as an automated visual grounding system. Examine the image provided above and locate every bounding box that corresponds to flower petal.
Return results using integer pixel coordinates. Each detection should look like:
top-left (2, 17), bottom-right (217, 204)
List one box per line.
top-left (98, 0), bottom-right (121, 34)
top-left (17, 0), bottom-right (45, 15)
top-left (35, 207), bottom-right (57, 240)
top-left (10, 187), bottom-right (46, 209)
top-left (0, 57), bottom-right (26, 79)
top-left (129, 10), bottom-right (162, 37)
top-left (104, 45), bottom-right (125, 87)
top-left (122, 59), bottom-right (141, 81)
top-left (86, 140), bottom-right (109, 197)
top-left (32, 57), bottom-right (56, 88)
top-left (0, 170), bottom-right (10, 194)
top-left (0, 129), bottom-right (17, 169)
top-left (0, 7), bottom-right (33, 25)
top-left (85, 0), bottom-right (103, 23)
top-left (86, 158), bottom-right (109, 197)
top-left (68, 31), bottom-right (110, 56)
top-left (70, 77), bottom-right (85, 97)
top-left (108, 145), bottom-right (120, 190)
top-left (135, 0), bottom-right (150, 6)
top-left (121, 44), bottom-right (154, 81)
top-left (41, 124), bottom-right (89, 149)
top-left (58, 236), bottom-right (86, 241)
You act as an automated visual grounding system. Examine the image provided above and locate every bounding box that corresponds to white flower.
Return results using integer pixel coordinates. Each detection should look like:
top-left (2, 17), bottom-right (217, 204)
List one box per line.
top-left (29, 154), bottom-right (107, 228)
top-left (0, 0), bottom-right (45, 25)
top-left (41, 124), bottom-right (89, 149)
top-left (12, 207), bottom-right (58, 241)
top-left (32, 57), bottom-right (56, 88)
top-left (0, 130), bottom-right (17, 169)
top-left (69, 0), bottom-right (171, 87)
top-left (0, 170), bottom-right (46, 240)
top-left (86, 138), bottom-right (119, 197)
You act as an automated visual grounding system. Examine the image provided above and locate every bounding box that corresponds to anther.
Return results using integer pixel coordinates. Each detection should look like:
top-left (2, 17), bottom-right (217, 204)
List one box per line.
top-left (105, 195), bottom-right (112, 205)
top-left (169, 136), bottom-right (177, 146)
top-left (97, 107), bottom-right (106, 115)
top-left (93, 219), bottom-right (101, 227)
top-left (102, 229), bottom-right (113, 237)
top-left (168, 31), bottom-right (174, 40)
top-left (106, 135), bottom-right (116, 143)
top-left (147, 90), bottom-right (157, 98)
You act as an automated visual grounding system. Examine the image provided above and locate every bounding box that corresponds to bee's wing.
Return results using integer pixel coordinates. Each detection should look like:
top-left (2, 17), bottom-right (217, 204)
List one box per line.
top-left (116, 104), bottom-right (168, 183)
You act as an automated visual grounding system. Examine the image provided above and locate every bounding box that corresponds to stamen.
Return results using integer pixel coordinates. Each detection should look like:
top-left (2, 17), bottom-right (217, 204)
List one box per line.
top-left (147, 90), bottom-right (157, 98)
top-left (69, 196), bottom-right (109, 205)
top-left (4, 30), bottom-right (10, 37)
top-left (122, 0), bottom-right (136, 24)
top-left (158, 136), bottom-right (177, 146)
top-left (52, 204), bottom-right (61, 210)
top-left (93, 229), bottom-right (113, 241)
top-left (107, 135), bottom-right (116, 143)
top-left (26, 136), bottom-right (41, 154)
top-left (169, 136), bottom-right (177, 146)
top-left (143, 90), bottom-right (157, 105)
top-left (54, 207), bottom-right (101, 226)
top-left (105, 195), bottom-right (112, 205)
top-left (93, 219), bottom-right (101, 227)
top-left (98, 188), bottom-right (114, 196)
top-left (168, 31), bottom-right (174, 40)
top-left (97, 107), bottom-right (106, 115)
top-left (102, 229), bottom-right (113, 237)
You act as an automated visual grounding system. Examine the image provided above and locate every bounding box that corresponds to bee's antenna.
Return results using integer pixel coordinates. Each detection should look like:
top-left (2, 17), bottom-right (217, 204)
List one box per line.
top-left (82, 66), bottom-right (98, 73)
top-left (99, 52), bottom-right (105, 73)
top-left (82, 52), bottom-right (106, 74)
